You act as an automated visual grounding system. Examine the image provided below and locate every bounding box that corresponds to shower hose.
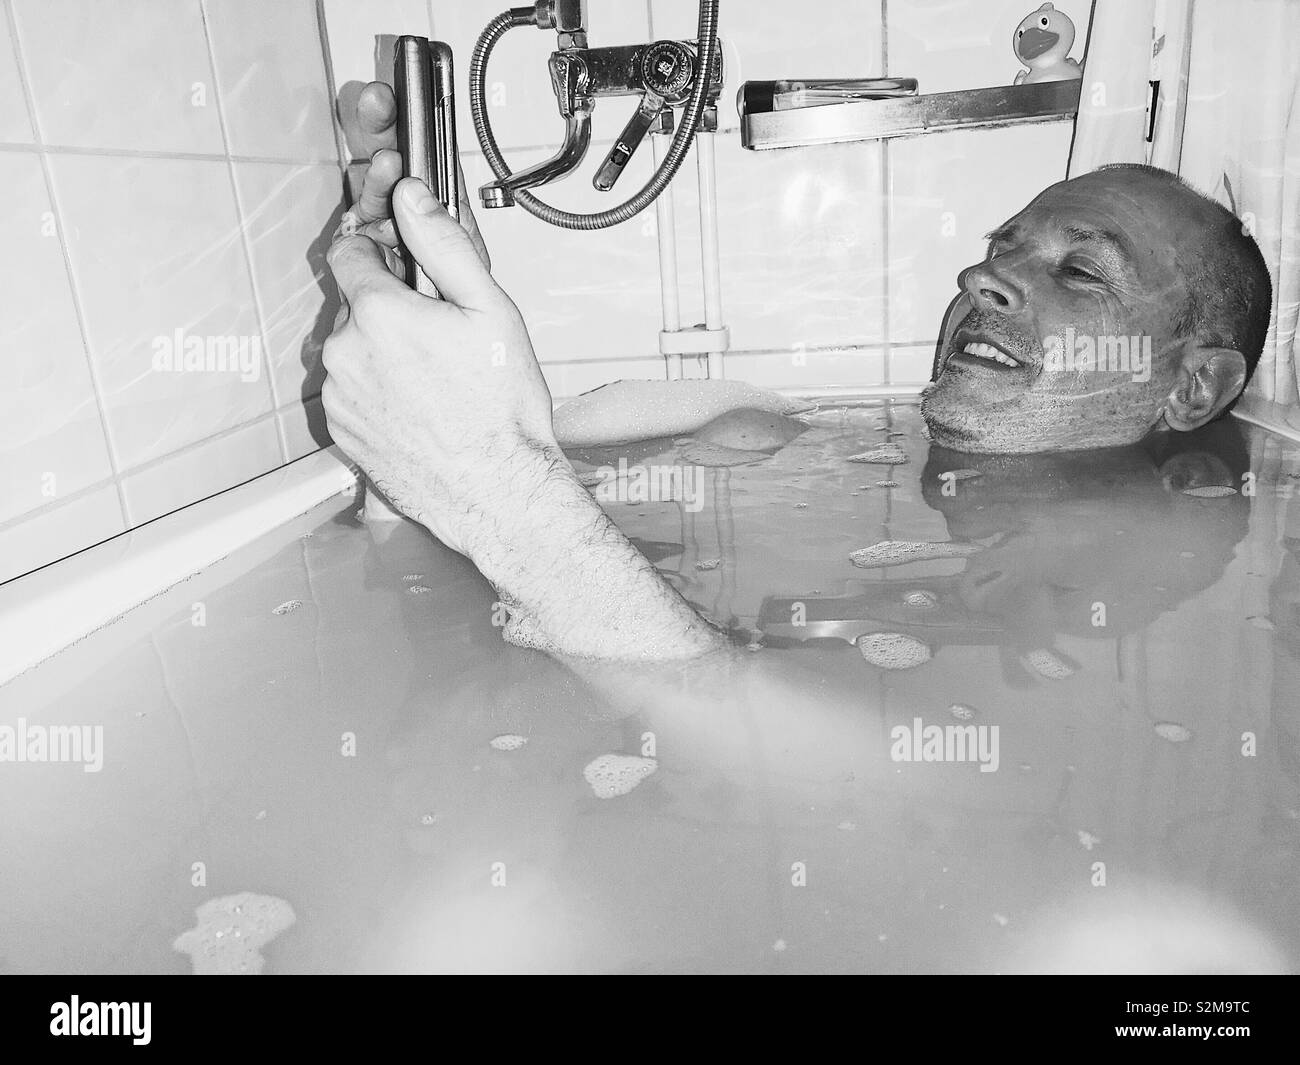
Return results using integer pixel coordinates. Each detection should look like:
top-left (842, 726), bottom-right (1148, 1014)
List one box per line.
top-left (468, 0), bottom-right (720, 230)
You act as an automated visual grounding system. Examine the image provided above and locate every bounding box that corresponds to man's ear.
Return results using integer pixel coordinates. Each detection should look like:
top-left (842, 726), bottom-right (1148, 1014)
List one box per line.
top-left (1162, 345), bottom-right (1248, 431)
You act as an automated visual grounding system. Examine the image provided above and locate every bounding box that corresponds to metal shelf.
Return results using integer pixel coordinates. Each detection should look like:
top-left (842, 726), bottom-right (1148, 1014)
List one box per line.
top-left (740, 79), bottom-right (1082, 151)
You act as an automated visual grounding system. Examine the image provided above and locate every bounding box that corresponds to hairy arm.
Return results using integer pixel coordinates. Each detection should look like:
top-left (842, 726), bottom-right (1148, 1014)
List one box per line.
top-left (446, 441), bottom-right (726, 660)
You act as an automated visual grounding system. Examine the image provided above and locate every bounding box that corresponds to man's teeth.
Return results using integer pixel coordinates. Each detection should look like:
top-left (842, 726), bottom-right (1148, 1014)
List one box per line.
top-left (960, 341), bottom-right (1020, 367)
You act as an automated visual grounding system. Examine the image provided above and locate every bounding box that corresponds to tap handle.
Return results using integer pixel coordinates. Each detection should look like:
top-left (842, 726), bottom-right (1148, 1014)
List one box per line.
top-left (593, 91), bottom-right (664, 192)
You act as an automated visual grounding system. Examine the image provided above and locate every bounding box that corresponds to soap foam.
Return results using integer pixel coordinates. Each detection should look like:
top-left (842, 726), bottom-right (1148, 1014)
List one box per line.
top-left (1181, 485), bottom-right (1237, 497)
top-left (1023, 648), bottom-right (1075, 679)
top-left (272, 600), bottom-right (302, 615)
top-left (850, 540), bottom-right (982, 568)
top-left (172, 892), bottom-right (296, 975)
top-left (583, 753), bottom-right (658, 798)
top-left (856, 632), bottom-right (932, 669)
top-left (847, 445), bottom-right (908, 464)
top-left (489, 734), bottom-right (527, 751)
top-left (1153, 722), bottom-right (1191, 743)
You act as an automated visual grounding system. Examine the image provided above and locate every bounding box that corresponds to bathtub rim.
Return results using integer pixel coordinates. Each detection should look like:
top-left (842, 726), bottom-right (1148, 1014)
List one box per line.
top-left (0, 447), bottom-right (360, 687)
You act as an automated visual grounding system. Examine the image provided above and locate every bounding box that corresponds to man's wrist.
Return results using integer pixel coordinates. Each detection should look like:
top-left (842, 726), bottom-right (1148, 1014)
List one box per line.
top-left (454, 439), bottom-right (724, 660)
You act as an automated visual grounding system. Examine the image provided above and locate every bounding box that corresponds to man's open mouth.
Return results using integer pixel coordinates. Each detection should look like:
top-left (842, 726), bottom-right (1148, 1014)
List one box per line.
top-left (946, 335), bottom-right (1027, 372)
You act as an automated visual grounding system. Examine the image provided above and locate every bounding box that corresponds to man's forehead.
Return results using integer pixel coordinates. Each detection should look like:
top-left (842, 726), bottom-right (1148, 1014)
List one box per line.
top-left (1014, 172), bottom-right (1195, 236)
top-left (991, 179), bottom-right (1193, 266)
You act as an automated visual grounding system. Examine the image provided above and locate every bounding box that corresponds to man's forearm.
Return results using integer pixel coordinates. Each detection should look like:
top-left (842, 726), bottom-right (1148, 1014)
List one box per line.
top-left (456, 442), bottom-right (728, 660)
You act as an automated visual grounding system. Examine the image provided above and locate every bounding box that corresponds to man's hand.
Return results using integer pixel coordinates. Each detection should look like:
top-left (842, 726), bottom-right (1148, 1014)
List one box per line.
top-left (324, 178), bottom-right (554, 555)
top-left (323, 178), bottom-right (723, 660)
top-left (341, 82), bottom-right (490, 271)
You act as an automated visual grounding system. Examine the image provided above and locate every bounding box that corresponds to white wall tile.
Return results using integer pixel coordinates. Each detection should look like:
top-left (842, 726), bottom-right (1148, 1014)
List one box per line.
top-left (651, 0), bottom-right (885, 131)
top-left (50, 153), bottom-right (273, 470)
top-left (889, 0), bottom-right (1092, 93)
top-left (888, 342), bottom-right (938, 386)
top-left (542, 357), bottom-right (670, 401)
top-left (725, 345), bottom-right (887, 391)
top-left (203, 0), bottom-right (339, 161)
top-left (0, 152), bottom-right (113, 525)
top-left (462, 145), bottom-right (665, 365)
top-left (0, 6), bottom-right (33, 143)
top-left (887, 122), bottom-right (1075, 344)
top-left (233, 161), bottom-right (345, 407)
top-left (322, 0), bottom-right (432, 95)
top-left (120, 416), bottom-right (282, 526)
top-left (278, 393), bottom-right (330, 460)
top-left (0, 484), bottom-right (125, 585)
top-left (670, 134), bottom-right (886, 354)
top-left (12, 0), bottom-right (224, 153)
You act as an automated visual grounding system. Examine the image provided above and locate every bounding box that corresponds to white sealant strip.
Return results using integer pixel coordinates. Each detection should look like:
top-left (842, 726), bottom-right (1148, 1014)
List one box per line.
top-left (0, 447), bottom-right (360, 686)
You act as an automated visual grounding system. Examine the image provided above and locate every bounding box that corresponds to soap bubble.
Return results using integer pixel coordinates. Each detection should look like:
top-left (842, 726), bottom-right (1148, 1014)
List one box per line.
top-left (857, 632), bottom-right (932, 669)
top-left (583, 754), bottom-right (657, 798)
top-left (1022, 648), bottom-right (1075, 679)
top-left (1153, 722), bottom-right (1191, 743)
top-left (847, 445), bottom-right (908, 464)
top-left (850, 539), bottom-right (982, 568)
top-left (172, 893), bottom-right (295, 975)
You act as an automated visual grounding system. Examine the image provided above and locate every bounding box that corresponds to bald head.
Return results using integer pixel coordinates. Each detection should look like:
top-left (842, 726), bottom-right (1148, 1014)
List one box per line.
top-left (921, 164), bottom-right (1273, 454)
top-left (1090, 164), bottom-right (1271, 387)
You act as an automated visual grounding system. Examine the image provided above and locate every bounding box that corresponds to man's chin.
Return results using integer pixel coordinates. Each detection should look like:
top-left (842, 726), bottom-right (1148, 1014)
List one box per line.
top-left (919, 381), bottom-right (1032, 454)
top-left (919, 380), bottom-right (1158, 455)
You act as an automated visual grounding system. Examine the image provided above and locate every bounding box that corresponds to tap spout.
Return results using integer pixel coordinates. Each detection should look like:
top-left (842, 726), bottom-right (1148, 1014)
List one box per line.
top-left (480, 111), bottom-right (592, 207)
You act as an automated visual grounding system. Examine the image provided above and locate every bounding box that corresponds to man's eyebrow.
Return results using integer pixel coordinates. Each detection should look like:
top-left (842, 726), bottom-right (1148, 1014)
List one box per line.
top-left (1061, 223), bottom-right (1131, 258)
top-left (983, 222), bottom-right (1019, 245)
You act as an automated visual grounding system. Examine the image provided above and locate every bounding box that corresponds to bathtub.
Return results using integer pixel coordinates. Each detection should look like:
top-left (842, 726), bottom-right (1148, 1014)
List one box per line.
top-left (1, 394), bottom-right (1297, 974)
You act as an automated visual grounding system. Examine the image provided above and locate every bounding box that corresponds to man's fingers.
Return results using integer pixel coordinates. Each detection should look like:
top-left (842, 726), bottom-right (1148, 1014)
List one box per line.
top-left (357, 148), bottom-right (402, 224)
top-left (393, 178), bottom-right (499, 309)
top-left (357, 82), bottom-right (398, 150)
top-left (454, 157), bottom-right (491, 271)
top-left (356, 217), bottom-right (398, 248)
top-left (327, 232), bottom-right (411, 317)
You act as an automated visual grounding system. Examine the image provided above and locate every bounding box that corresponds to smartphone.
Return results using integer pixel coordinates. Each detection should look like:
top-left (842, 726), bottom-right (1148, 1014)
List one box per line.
top-left (390, 36), bottom-right (459, 297)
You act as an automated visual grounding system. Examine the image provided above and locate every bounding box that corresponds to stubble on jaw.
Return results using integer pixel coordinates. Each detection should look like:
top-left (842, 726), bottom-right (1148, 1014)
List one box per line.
top-left (920, 380), bottom-right (1167, 454)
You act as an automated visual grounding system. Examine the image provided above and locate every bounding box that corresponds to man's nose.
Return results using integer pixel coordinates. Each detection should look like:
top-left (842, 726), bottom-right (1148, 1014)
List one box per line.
top-left (960, 260), bottom-right (1026, 314)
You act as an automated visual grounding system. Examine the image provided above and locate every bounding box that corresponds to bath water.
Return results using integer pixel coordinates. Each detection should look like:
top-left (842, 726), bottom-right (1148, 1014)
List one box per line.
top-left (1, 400), bottom-right (1296, 973)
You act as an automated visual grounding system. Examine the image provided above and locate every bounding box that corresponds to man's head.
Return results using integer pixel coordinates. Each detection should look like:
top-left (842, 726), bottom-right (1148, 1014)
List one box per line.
top-left (920, 164), bottom-right (1272, 453)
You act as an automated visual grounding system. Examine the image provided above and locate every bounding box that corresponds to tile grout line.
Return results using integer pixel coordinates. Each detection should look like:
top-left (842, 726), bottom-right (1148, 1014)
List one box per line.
top-left (4, 0), bottom-right (131, 528)
top-left (198, 0), bottom-right (288, 467)
top-left (313, 0), bottom-right (352, 178)
top-left (0, 141), bottom-right (339, 165)
top-left (880, 0), bottom-right (892, 388)
top-left (0, 407), bottom-right (297, 537)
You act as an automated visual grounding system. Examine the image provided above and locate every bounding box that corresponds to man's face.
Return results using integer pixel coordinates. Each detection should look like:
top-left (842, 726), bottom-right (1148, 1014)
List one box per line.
top-left (921, 169), bottom-right (1207, 453)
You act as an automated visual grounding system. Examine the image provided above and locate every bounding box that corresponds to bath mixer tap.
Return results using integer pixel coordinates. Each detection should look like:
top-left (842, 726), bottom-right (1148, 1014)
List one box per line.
top-left (472, 0), bottom-right (724, 221)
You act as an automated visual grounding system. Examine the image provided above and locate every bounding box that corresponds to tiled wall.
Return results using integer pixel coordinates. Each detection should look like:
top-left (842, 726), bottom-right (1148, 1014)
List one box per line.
top-left (324, 0), bottom-right (1089, 393)
top-left (0, 0), bottom-right (347, 584)
top-left (1, 0), bottom-right (1092, 584)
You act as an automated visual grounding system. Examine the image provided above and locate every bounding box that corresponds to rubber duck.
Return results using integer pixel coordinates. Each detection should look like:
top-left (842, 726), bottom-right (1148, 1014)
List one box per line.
top-left (1013, 3), bottom-right (1082, 84)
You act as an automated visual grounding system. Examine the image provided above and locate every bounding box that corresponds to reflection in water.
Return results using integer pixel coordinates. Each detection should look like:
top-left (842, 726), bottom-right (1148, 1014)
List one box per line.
top-left (0, 404), bottom-right (1296, 974)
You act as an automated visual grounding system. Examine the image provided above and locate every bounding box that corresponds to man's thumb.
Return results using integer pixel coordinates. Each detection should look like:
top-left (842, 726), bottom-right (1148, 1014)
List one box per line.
top-left (392, 178), bottom-right (497, 308)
